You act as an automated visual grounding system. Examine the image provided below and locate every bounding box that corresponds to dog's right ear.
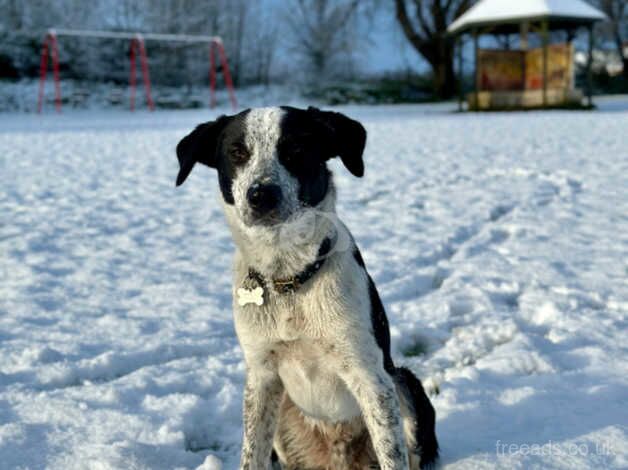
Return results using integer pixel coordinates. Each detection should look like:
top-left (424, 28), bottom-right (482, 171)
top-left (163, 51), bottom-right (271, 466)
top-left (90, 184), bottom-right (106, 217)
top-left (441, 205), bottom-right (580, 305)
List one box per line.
top-left (306, 107), bottom-right (366, 178)
top-left (175, 116), bottom-right (229, 186)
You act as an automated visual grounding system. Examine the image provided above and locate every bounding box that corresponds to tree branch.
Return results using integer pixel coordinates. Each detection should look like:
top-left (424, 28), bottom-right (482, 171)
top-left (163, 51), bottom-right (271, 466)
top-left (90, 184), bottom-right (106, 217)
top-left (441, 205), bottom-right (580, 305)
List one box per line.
top-left (414, 0), bottom-right (435, 37)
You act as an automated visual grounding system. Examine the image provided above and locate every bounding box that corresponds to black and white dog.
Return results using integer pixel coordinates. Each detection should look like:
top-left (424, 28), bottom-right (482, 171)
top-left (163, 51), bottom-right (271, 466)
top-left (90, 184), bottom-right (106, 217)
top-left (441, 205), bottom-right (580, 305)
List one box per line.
top-left (175, 107), bottom-right (438, 470)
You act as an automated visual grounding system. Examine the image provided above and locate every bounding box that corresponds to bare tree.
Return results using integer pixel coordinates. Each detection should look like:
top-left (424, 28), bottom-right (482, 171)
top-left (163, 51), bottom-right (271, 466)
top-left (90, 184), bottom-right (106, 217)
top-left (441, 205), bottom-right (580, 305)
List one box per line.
top-left (231, 0), bottom-right (247, 85)
top-left (394, 0), bottom-right (473, 99)
top-left (592, 0), bottom-right (628, 80)
top-left (0, 0), bottom-right (373, 89)
top-left (286, 0), bottom-right (362, 84)
top-left (242, 2), bottom-right (279, 86)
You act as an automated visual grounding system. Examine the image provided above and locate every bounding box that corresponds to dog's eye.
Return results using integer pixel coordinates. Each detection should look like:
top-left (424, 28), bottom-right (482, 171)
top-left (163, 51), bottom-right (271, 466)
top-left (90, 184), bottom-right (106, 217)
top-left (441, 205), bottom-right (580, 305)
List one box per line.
top-left (230, 145), bottom-right (250, 165)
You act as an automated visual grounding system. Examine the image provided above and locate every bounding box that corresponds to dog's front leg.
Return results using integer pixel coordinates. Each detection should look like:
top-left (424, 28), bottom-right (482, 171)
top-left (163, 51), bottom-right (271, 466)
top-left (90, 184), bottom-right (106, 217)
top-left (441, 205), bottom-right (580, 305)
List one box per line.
top-left (240, 372), bottom-right (283, 470)
top-left (341, 363), bottom-right (409, 470)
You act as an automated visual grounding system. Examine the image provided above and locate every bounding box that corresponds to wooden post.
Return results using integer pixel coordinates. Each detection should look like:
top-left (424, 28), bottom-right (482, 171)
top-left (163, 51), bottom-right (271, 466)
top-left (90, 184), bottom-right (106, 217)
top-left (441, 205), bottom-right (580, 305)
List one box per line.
top-left (473, 29), bottom-right (479, 111)
top-left (587, 24), bottom-right (594, 107)
top-left (520, 21), bottom-right (529, 50)
top-left (567, 29), bottom-right (575, 90)
top-left (457, 35), bottom-right (464, 112)
top-left (520, 22), bottom-right (528, 95)
top-left (541, 20), bottom-right (549, 108)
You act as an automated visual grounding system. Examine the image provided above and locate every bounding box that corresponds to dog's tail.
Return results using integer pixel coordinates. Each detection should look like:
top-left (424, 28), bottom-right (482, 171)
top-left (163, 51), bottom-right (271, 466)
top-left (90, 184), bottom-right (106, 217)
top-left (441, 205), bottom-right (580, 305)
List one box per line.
top-left (395, 366), bottom-right (439, 469)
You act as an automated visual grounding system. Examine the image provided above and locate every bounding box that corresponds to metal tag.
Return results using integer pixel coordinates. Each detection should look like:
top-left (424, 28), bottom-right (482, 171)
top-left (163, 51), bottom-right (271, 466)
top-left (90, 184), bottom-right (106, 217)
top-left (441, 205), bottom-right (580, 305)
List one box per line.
top-left (237, 286), bottom-right (264, 307)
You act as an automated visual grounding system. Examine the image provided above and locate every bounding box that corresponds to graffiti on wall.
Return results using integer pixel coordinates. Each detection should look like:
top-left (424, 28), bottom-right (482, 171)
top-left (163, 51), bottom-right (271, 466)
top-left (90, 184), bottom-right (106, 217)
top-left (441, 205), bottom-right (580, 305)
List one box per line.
top-left (478, 43), bottom-right (573, 92)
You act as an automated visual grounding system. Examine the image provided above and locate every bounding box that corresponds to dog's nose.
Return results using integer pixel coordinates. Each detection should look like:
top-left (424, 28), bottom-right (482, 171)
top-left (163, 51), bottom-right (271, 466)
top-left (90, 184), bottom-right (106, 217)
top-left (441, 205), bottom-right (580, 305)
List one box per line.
top-left (247, 183), bottom-right (282, 213)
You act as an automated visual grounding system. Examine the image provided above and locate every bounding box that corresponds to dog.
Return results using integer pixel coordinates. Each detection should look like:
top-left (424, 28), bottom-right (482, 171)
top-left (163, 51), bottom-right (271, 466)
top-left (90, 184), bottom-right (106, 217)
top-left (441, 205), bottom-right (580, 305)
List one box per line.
top-left (175, 106), bottom-right (438, 470)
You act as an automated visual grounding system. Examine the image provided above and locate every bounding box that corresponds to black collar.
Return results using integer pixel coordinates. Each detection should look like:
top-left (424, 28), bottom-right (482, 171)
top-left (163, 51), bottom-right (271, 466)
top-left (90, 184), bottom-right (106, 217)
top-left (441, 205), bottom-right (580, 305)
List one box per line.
top-left (247, 236), bottom-right (332, 294)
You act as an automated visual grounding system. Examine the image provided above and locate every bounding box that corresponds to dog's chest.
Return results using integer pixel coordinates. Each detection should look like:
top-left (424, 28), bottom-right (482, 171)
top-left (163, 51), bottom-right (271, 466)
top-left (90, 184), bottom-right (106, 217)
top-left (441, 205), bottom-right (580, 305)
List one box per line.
top-left (274, 301), bottom-right (307, 341)
top-left (275, 339), bottom-right (361, 423)
top-left (237, 287), bottom-right (325, 342)
top-left (233, 259), bottom-right (363, 422)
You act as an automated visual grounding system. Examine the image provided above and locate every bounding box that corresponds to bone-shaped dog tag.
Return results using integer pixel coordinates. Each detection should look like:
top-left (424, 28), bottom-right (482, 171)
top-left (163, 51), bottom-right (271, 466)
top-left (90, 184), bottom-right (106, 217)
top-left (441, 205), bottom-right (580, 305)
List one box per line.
top-left (237, 287), bottom-right (264, 306)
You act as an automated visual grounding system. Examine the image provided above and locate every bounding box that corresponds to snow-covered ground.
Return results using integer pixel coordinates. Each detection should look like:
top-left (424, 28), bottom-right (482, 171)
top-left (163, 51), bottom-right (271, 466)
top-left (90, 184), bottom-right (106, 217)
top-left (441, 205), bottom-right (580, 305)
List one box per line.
top-left (1, 101), bottom-right (627, 470)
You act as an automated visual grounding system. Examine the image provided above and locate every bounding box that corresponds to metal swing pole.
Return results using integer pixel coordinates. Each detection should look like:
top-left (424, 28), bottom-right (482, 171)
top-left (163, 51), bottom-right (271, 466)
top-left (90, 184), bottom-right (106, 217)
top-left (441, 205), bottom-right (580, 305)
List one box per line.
top-left (129, 35), bottom-right (155, 111)
top-left (209, 38), bottom-right (238, 111)
top-left (209, 40), bottom-right (217, 109)
top-left (37, 30), bottom-right (62, 113)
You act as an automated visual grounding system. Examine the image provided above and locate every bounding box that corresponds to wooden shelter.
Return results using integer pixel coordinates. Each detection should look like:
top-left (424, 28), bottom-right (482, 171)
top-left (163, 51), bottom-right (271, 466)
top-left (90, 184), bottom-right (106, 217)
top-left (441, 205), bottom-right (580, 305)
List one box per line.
top-left (448, 0), bottom-right (606, 110)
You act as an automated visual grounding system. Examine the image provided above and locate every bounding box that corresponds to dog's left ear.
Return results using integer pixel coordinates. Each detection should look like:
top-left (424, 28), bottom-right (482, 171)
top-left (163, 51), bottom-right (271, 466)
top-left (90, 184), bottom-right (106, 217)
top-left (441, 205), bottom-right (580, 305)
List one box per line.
top-left (308, 107), bottom-right (366, 177)
top-left (175, 116), bottom-right (229, 186)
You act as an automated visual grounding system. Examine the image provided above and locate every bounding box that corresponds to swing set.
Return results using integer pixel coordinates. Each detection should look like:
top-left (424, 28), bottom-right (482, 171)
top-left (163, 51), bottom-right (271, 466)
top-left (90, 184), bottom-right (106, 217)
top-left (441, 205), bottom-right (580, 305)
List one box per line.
top-left (37, 28), bottom-right (238, 113)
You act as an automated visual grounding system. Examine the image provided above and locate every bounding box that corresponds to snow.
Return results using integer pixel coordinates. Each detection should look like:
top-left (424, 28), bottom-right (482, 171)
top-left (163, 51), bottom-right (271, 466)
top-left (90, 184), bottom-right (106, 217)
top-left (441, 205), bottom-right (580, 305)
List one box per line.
top-left (1, 100), bottom-right (628, 469)
top-left (448, 0), bottom-right (607, 34)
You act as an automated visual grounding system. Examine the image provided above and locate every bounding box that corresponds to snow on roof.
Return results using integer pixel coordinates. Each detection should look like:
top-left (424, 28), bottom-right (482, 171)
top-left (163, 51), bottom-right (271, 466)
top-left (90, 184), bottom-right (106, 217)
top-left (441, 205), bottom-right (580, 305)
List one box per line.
top-left (448, 0), bottom-right (606, 34)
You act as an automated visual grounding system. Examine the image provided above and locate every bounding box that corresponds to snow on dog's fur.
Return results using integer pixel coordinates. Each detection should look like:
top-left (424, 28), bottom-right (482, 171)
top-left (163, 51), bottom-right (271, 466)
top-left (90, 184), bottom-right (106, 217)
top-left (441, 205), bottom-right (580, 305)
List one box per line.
top-left (176, 106), bottom-right (438, 470)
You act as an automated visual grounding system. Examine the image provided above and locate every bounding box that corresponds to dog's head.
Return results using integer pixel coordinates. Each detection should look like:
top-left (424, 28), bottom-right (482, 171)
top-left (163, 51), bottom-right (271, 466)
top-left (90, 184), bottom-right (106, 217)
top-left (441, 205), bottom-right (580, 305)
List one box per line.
top-left (175, 107), bottom-right (366, 228)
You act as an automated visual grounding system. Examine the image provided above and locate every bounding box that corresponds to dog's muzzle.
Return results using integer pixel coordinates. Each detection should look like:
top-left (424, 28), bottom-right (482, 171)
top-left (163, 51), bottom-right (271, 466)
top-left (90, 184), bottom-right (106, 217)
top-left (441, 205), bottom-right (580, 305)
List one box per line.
top-left (247, 183), bottom-right (282, 216)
